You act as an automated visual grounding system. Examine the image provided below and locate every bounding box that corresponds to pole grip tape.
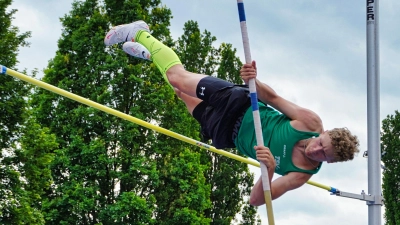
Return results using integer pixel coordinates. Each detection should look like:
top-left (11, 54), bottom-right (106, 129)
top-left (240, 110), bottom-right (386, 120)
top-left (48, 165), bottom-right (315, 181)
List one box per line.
top-left (237, 2), bottom-right (246, 22)
top-left (250, 92), bottom-right (259, 111)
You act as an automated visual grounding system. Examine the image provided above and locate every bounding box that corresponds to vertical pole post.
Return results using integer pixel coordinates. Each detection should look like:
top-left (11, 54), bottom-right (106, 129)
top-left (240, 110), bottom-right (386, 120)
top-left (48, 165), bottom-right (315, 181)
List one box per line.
top-left (366, 0), bottom-right (382, 224)
top-left (236, 1), bottom-right (275, 224)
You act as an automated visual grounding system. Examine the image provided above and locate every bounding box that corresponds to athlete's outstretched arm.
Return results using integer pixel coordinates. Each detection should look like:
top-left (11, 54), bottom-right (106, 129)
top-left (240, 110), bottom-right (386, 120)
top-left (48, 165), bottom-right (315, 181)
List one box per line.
top-left (249, 172), bottom-right (311, 206)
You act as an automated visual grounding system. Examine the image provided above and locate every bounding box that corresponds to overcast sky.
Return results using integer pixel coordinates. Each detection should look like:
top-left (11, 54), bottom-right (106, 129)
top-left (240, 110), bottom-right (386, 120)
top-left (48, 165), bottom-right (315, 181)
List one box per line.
top-left (9, 0), bottom-right (400, 224)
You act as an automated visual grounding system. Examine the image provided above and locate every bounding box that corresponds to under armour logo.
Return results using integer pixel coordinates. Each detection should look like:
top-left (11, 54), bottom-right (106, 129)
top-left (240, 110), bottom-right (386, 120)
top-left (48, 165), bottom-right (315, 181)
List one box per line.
top-left (199, 87), bottom-right (206, 96)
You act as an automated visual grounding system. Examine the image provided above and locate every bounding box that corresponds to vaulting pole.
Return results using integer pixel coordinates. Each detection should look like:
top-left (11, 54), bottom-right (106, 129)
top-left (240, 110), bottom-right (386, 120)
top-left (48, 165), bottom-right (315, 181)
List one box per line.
top-left (236, 1), bottom-right (274, 224)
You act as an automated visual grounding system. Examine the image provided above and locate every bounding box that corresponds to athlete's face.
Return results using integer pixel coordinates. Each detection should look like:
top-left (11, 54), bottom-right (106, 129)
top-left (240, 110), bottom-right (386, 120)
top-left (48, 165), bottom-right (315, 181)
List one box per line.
top-left (305, 132), bottom-right (336, 163)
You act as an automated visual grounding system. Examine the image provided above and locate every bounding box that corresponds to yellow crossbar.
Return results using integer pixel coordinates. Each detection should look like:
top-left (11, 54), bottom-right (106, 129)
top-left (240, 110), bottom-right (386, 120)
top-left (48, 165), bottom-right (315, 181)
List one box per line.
top-left (1, 65), bottom-right (336, 193)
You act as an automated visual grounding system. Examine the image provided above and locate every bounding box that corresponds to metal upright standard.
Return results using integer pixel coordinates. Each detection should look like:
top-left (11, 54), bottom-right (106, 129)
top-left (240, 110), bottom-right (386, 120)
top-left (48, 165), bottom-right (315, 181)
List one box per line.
top-left (366, 0), bottom-right (383, 224)
top-left (333, 1), bottom-right (383, 223)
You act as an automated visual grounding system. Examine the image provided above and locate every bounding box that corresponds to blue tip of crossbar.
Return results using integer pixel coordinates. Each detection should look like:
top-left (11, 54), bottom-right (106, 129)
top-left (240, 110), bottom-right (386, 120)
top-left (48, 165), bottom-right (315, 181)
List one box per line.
top-left (330, 187), bottom-right (338, 193)
top-left (237, 2), bottom-right (246, 22)
top-left (1, 65), bottom-right (6, 74)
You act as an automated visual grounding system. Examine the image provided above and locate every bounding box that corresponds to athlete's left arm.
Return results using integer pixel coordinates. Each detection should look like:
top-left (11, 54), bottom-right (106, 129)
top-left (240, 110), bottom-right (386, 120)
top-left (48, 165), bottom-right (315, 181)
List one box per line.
top-left (271, 172), bottom-right (312, 199)
top-left (249, 172), bottom-right (311, 206)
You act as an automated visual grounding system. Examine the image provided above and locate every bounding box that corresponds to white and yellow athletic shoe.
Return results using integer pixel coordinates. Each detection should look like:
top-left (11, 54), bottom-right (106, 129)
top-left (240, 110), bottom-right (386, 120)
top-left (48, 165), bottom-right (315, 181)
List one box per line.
top-left (104, 20), bottom-right (150, 46)
top-left (122, 42), bottom-right (151, 61)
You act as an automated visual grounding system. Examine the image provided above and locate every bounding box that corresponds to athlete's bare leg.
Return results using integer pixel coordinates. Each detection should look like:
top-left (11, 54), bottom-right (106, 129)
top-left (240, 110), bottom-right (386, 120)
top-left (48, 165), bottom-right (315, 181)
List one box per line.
top-left (173, 88), bottom-right (203, 115)
top-left (167, 65), bottom-right (207, 98)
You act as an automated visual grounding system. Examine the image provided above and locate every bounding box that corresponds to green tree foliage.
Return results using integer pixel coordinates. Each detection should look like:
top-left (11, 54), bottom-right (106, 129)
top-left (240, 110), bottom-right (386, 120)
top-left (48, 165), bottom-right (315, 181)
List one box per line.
top-left (0, 1), bottom-right (56, 223)
top-left (0, 0), bottom-right (32, 223)
top-left (1, 115), bottom-right (57, 225)
top-left (9, 115), bottom-right (58, 225)
top-left (29, 0), bottom-right (167, 224)
top-left (24, 0), bottom-right (259, 223)
top-left (0, 0), bottom-right (31, 150)
top-left (381, 110), bottom-right (400, 225)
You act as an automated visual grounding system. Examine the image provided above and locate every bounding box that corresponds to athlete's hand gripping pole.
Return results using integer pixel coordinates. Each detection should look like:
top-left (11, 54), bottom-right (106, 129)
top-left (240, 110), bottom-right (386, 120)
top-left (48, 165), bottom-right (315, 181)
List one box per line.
top-left (236, 1), bottom-right (275, 224)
